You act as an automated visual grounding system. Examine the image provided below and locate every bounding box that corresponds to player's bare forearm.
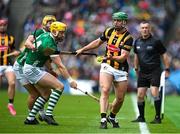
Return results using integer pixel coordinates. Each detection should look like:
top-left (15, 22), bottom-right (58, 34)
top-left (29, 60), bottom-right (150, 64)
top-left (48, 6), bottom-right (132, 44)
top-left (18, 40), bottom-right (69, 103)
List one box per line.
top-left (57, 65), bottom-right (71, 79)
top-left (82, 38), bottom-right (103, 51)
top-left (50, 55), bottom-right (71, 79)
top-left (24, 35), bottom-right (35, 50)
top-left (107, 50), bottom-right (129, 63)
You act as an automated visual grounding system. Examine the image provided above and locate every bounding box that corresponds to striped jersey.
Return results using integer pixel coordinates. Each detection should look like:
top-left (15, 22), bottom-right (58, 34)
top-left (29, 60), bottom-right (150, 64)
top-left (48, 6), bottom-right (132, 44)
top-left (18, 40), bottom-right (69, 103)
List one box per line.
top-left (0, 33), bottom-right (15, 65)
top-left (100, 27), bottom-right (133, 72)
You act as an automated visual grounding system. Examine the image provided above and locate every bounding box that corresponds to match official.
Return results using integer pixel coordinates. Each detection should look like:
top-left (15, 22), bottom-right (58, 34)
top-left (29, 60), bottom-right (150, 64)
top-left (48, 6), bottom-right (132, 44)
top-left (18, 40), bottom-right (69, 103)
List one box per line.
top-left (132, 21), bottom-right (170, 124)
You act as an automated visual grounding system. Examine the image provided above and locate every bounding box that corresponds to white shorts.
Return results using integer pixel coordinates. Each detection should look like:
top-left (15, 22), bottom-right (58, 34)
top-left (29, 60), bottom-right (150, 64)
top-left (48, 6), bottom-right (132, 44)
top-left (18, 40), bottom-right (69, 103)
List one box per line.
top-left (13, 61), bottom-right (29, 85)
top-left (23, 63), bottom-right (47, 84)
top-left (0, 65), bottom-right (14, 76)
top-left (100, 63), bottom-right (128, 82)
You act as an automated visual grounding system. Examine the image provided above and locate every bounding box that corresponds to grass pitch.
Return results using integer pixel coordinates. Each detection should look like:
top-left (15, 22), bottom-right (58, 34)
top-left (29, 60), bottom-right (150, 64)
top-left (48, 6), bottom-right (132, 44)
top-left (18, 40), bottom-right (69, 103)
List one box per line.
top-left (0, 90), bottom-right (180, 133)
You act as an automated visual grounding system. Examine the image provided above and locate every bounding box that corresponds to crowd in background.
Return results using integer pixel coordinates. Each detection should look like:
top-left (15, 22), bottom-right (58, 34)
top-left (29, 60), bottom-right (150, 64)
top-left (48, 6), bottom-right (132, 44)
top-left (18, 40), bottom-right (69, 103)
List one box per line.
top-left (0, 0), bottom-right (11, 18)
top-left (1, 0), bottom-right (180, 94)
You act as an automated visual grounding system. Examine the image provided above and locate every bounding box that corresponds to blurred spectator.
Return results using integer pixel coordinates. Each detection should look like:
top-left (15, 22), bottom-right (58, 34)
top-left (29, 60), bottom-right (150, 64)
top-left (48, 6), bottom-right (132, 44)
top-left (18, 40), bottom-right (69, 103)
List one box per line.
top-left (0, 0), bottom-right (11, 17)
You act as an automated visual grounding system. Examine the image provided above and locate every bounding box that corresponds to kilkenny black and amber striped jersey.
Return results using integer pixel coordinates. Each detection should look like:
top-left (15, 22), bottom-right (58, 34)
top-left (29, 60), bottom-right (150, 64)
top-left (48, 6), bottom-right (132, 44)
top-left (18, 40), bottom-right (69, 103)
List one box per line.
top-left (100, 27), bottom-right (133, 72)
top-left (0, 33), bottom-right (15, 65)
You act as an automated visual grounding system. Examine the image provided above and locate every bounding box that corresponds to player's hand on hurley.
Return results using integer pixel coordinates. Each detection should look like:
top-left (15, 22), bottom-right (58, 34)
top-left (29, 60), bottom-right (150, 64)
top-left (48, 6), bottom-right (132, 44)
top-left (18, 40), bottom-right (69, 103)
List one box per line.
top-left (106, 54), bottom-right (113, 60)
top-left (75, 49), bottom-right (83, 56)
top-left (70, 81), bottom-right (78, 89)
top-left (29, 44), bottom-right (36, 50)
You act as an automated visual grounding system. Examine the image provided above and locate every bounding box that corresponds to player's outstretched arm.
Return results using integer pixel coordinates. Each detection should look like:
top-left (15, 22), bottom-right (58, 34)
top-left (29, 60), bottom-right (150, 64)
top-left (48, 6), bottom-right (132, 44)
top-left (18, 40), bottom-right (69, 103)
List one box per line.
top-left (50, 55), bottom-right (77, 89)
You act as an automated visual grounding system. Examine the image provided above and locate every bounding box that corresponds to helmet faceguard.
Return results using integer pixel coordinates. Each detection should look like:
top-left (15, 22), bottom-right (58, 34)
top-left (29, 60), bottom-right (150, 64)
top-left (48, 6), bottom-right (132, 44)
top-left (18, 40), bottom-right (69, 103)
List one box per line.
top-left (112, 12), bottom-right (128, 30)
top-left (0, 18), bottom-right (8, 33)
top-left (0, 18), bottom-right (8, 25)
top-left (50, 21), bottom-right (67, 42)
top-left (42, 15), bottom-right (56, 31)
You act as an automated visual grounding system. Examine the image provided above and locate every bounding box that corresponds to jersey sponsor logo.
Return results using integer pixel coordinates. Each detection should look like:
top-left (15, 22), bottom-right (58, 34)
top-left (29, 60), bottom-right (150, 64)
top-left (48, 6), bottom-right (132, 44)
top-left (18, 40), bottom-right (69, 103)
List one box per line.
top-left (0, 46), bottom-right (8, 51)
top-left (107, 44), bottom-right (120, 52)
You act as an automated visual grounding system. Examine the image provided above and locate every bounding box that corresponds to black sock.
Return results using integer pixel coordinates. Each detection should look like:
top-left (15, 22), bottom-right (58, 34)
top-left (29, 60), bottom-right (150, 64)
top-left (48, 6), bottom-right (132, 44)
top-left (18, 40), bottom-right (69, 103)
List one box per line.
top-left (9, 99), bottom-right (14, 104)
top-left (110, 112), bottom-right (116, 118)
top-left (138, 101), bottom-right (145, 118)
top-left (154, 99), bottom-right (161, 118)
top-left (101, 113), bottom-right (106, 119)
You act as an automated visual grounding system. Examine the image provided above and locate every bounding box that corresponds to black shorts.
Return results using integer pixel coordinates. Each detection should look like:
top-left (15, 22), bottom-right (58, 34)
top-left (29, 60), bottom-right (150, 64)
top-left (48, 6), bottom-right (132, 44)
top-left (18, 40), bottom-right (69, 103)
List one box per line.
top-left (137, 67), bottom-right (162, 88)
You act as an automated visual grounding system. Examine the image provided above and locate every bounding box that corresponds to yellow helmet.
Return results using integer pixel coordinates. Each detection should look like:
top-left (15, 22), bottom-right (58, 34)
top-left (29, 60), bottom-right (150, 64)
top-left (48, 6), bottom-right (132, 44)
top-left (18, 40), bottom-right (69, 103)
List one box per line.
top-left (42, 15), bottom-right (56, 26)
top-left (50, 21), bottom-right (67, 32)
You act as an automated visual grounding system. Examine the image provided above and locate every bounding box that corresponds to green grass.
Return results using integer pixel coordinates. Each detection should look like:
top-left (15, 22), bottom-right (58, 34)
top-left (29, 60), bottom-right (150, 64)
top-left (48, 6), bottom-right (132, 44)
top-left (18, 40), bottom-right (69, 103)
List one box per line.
top-left (0, 90), bottom-right (180, 133)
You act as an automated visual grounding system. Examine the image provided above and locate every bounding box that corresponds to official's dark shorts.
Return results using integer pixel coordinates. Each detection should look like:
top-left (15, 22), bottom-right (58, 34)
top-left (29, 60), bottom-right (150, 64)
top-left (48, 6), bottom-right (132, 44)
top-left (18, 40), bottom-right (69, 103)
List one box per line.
top-left (137, 67), bottom-right (162, 88)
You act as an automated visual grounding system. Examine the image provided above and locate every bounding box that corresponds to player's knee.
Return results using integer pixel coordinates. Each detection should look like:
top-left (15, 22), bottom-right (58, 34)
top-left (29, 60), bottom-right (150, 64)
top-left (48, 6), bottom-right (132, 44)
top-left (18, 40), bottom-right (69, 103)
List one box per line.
top-left (116, 96), bottom-right (124, 103)
top-left (55, 84), bottom-right (64, 91)
top-left (137, 91), bottom-right (145, 99)
top-left (8, 80), bottom-right (15, 87)
top-left (29, 93), bottom-right (39, 101)
top-left (43, 89), bottom-right (51, 98)
top-left (102, 89), bottom-right (109, 97)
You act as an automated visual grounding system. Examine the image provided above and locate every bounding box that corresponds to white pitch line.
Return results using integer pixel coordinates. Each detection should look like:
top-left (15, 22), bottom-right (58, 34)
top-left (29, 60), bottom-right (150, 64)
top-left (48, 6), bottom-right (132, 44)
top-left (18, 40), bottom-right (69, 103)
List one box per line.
top-left (131, 94), bottom-right (150, 134)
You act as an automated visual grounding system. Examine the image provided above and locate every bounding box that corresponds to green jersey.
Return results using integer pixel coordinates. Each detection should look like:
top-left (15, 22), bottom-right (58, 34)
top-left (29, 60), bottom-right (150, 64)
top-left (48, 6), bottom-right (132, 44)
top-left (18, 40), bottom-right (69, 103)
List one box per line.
top-left (25, 32), bottom-right (57, 67)
top-left (16, 29), bottom-right (46, 66)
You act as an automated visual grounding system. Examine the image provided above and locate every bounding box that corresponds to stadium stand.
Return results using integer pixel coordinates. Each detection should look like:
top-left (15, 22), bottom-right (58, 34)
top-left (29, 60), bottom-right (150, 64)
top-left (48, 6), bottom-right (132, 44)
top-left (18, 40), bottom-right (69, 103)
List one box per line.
top-left (5, 0), bottom-right (180, 94)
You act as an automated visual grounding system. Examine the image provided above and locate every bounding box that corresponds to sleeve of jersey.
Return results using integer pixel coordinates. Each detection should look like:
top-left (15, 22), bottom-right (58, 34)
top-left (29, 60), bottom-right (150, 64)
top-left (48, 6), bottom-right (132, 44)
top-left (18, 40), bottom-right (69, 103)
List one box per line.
top-left (31, 29), bottom-right (43, 37)
top-left (156, 40), bottom-right (166, 54)
top-left (121, 37), bottom-right (133, 52)
top-left (100, 28), bottom-right (109, 41)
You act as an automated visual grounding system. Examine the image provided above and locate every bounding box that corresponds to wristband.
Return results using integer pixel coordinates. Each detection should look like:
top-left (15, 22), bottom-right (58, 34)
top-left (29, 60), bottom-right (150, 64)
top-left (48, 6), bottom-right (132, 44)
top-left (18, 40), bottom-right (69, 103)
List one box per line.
top-left (67, 77), bottom-right (73, 83)
top-left (165, 68), bottom-right (170, 72)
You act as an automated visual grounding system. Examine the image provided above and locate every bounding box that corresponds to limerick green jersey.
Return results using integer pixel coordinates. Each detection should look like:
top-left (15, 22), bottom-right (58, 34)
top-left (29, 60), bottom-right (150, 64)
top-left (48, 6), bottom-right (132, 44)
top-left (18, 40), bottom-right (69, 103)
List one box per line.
top-left (25, 32), bottom-right (57, 67)
top-left (16, 29), bottom-right (46, 66)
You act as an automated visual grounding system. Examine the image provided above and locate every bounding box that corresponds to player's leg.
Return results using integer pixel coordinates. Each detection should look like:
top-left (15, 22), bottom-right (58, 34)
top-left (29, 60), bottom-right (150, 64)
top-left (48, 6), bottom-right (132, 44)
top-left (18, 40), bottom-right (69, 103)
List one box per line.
top-left (24, 69), bottom-right (63, 125)
top-left (99, 71), bottom-right (113, 129)
top-left (5, 68), bottom-right (16, 116)
top-left (107, 80), bottom-right (127, 128)
top-left (23, 84), bottom-right (40, 110)
top-left (0, 75), bottom-right (2, 88)
top-left (35, 73), bottom-right (64, 125)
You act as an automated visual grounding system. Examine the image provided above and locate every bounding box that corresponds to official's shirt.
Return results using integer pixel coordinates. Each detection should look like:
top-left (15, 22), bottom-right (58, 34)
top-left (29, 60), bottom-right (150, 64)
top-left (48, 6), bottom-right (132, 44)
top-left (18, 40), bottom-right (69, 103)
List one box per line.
top-left (134, 35), bottom-right (166, 72)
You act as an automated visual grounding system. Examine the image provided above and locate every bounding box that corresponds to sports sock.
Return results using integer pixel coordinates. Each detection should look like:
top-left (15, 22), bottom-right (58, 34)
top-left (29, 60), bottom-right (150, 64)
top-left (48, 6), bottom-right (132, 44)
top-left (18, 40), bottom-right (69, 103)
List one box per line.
top-left (27, 96), bottom-right (47, 120)
top-left (45, 90), bottom-right (62, 116)
top-left (101, 113), bottom-right (107, 119)
top-left (154, 96), bottom-right (161, 118)
top-left (9, 99), bottom-right (14, 104)
top-left (109, 112), bottom-right (116, 118)
top-left (138, 101), bottom-right (145, 118)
